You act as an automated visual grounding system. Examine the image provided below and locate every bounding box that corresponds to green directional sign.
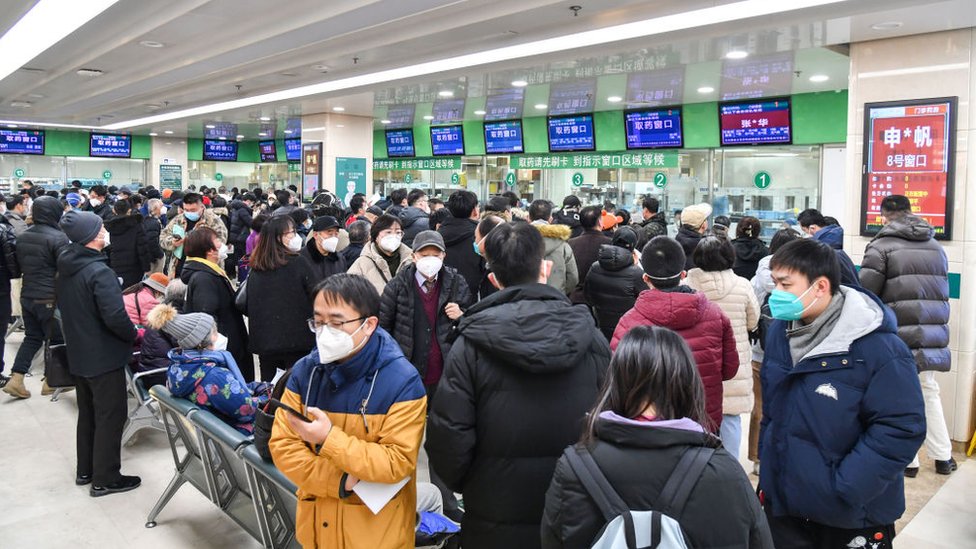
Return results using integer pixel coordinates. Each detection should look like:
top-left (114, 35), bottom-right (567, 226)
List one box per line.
top-left (571, 172), bottom-right (584, 187)
top-left (754, 171), bottom-right (771, 189)
top-left (404, 172), bottom-right (413, 184)
top-left (13, 168), bottom-right (25, 178)
top-left (451, 172), bottom-right (460, 185)
top-left (102, 170), bottom-right (112, 180)
top-left (653, 172), bottom-right (668, 188)
top-left (505, 172), bottom-right (516, 187)
top-left (215, 173), bottom-right (224, 182)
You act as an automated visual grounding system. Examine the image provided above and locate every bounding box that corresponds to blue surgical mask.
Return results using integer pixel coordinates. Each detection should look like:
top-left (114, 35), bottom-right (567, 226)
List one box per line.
top-left (472, 240), bottom-right (481, 256)
top-left (768, 284), bottom-right (818, 321)
top-left (184, 210), bottom-right (201, 222)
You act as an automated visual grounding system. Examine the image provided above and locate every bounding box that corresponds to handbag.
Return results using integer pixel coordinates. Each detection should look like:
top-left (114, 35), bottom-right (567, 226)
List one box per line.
top-left (44, 341), bottom-right (74, 388)
top-left (234, 277), bottom-right (248, 314)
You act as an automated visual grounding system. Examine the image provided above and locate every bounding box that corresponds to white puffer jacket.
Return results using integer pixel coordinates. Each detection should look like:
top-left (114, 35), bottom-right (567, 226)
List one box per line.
top-left (686, 268), bottom-right (760, 415)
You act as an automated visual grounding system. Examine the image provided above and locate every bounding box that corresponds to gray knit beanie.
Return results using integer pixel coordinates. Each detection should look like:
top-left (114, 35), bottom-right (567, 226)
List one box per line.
top-left (155, 308), bottom-right (215, 349)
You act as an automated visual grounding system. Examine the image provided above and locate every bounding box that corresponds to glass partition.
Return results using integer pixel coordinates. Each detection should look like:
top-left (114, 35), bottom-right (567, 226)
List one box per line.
top-left (188, 161), bottom-right (290, 190)
top-left (66, 157), bottom-right (147, 189)
top-left (0, 154), bottom-right (66, 193)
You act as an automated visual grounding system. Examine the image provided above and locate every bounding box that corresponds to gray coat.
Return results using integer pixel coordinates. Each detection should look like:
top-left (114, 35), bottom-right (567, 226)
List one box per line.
top-left (859, 215), bottom-right (950, 372)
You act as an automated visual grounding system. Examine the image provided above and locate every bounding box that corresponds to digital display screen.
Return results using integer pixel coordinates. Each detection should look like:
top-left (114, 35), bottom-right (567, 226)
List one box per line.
top-left (719, 98), bottom-right (792, 146)
top-left (386, 105), bottom-right (415, 129)
top-left (0, 130), bottom-right (44, 155)
top-left (89, 133), bottom-right (131, 158)
top-left (385, 129), bottom-right (415, 157)
top-left (720, 52), bottom-right (794, 101)
top-left (626, 67), bottom-right (685, 107)
top-left (204, 122), bottom-right (238, 140)
top-left (548, 80), bottom-right (596, 115)
top-left (431, 125), bottom-right (465, 156)
top-left (202, 139), bottom-right (238, 161)
top-left (484, 88), bottom-right (524, 121)
top-left (862, 97), bottom-right (956, 239)
top-left (432, 99), bottom-right (465, 125)
top-left (483, 120), bottom-right (524, 154)
top-left (547, 114), bottom-right (595, 152)
top-left (259, 140), bottom-right (278, 162)
top-left (625, 109), bottom-right (683, 149)
top-left (284, 138), bottom-right (301, 161)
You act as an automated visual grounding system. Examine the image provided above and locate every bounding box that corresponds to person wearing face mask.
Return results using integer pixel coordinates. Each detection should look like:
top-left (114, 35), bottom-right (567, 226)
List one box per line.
top-left (103, 199), bottom-right (153, 289)
top-left (84, 185), bottom-right (115, 221)
top-left (161, 307), bottom-right (272, 435)
top-left (348, 214), bottom-right (414, 294)
top-left (243, 216), bottom-right (317, 381)
top-left (473, 215), bottom-right (504, 300)
top-left (269, 273), bottom-right (427, 549)
top-left (55, 211), bottom-right (140, 496)
top-left (758, 239), bottom-right (924, 548)
top-left (180, 226), bottom-right (254, 380)
top-left (398, 189), bottom-right (430, 248)
top-left (301, 215), bottom-right (348, 283)
top-left (288, 207), bottom-right (312, 242)
top-left (159, 192), bottom-right (228, 279)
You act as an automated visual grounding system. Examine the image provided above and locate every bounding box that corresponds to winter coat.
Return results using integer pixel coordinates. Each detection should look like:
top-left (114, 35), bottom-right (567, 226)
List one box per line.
top-left (339, 242), bottom-right (364, 265)
top-left (123, 287), bottom-right (160, 327)
top-left (229, 200), bottom-right (253, 249)
top-left (180, 258), bottom-right (252, 375)
top-left (137, 328), bottom-right (176, 386)
top-left (55, 243), bottom-right (137, 378)
top-left (859, 215), bottom-right (950, 372)
top-left (675, 226), bottom-right (705, 270)
top-left (348, 242), bottom-right (414, 295)
top-left (142, 215), bottom-right (164, 261)
top-left (3, 211), bottom-right (27, 236)
top-left (568, 229), bottom-right (611, 303)
top-left (379, 263), bottom-right (473, 380)
top-left (535, 223), bottom-right (579, 295)
top-left (611, 288), bottom-right (738, 430)
top-left (437, 216), bottom-right (484, 295)
top-left (542, 414), bottom-right (774, 549)
top-left (166, 349), bottom-right (271, 435)
top-left (551, 207), bottom-right (583, 238)
top-left (812, 225), bottom-right (861, 288)
top-left (632, 211), bottom-right (669, 250)
top-left (243, 254), bottom-right (316, 357)
top-left (160, 209), bottom-right (229, 276)
top-left (105, 213), bottom-right (153, 289)
top-left (0, 216), bottom-right (21, 283)
top-left (301, 240), bottom-right (347, 284)
top-left (686, 269), bottom-right (760, 415)
top-left (269, 329), bottom-right (427, 549)
top-left (18, 196), bottom-right (68, 301)
top-left (426, 283), bottom-right (610, 549)
top-left (732, 237), bottom-right (769, 281)
top-left (87, 201), bottom-right (115, 221)
top-left (584, 245), bottom-right (645, 341)
top-left (398, 206), bottom-right (430, 248)
top-left (760, 286), bottom-right (925, 529)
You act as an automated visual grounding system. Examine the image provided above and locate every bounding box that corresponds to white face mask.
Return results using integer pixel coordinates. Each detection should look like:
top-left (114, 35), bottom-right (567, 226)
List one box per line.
top-left (100, 231), bottom-right (111, 248)
top-left (415, 256), bottom-right (443, 278)
top-left (379, 234), bottom-right (401, 253)
top-left (286, 234), bottom-right (303, 252)
top-left (321, 236), bottom-right (339, 253)
top-left (89, 198), bottom-right (101, 208)
top-left (304, 219), bottom-right (312, 229)
top-left (217, 243), bottom-right (229, 261)
top-left (316, 320), bottom-right (368, 364)
top-left (213, 333), bottom-right (228, 351)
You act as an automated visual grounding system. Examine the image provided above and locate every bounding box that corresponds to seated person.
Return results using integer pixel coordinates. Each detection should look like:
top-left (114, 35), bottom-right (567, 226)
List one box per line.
top-left (123, 272), bottom-right (170, 327)
top-left (138, 302), bottom-right (182, 388)
top-left (161, 309), bottom-right (271, 435)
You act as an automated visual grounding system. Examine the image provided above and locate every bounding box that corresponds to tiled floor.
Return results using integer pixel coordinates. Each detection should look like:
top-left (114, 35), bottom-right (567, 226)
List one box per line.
top-left (0, 329), bottom-right (968, 548)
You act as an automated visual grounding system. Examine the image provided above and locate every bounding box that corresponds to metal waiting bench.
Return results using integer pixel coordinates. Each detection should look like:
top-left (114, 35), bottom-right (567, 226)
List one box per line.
top-left (121, 353), bottom-right (168, 445)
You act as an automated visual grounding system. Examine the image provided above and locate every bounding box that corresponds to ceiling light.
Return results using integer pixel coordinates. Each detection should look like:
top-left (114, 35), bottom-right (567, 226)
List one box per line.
top-left (607, 96), bottom-right (623, 103)
top-left (258, 132), bottom-right (267, 137)
top-left (148, 132), bottom-right (157, 136)
top-left (0, 0), bottom-right (121, 84)
top-left (6, 124), bottom-right (17, 128)
top-left (76, 68), bottom-right (104, 77)
top-left (312, 64), bottom-right (329, 71)
top-left (423, 115), bottom-right (435, 120)
top-left (103, 0), bottom-right (853, 130)
top-left (163, 130), bottom-right (173, 134)
top-left (725, 50), bottom-right (748, 60)
top-left (236, 134), bottom-right (244, 139)
top-left (511, 80), bottom-right (528, 87)
top-left (9, 101), bottom-right (31, 108)
top-left (138, 40), bottom-right (164, 48)
top-left (438, 90), bottom-right (454, 97)
top-left (27, 93), bottom-right (44, 99)
top-left (474, 110), bottom-right (487, 116)
top-left (380, 119), bottom-right (392, 124)
top-left (697, 86), bottom-right (715, 94)
top-left (332, 106), bottom-right (345, 112)
top-left (871, 21), bottom-right (903, 30)
top-left (165, 142), bottom-right (172, 145)
top-left (259, 116), bottom-right (271, 121)
top-left (0, 119), bottom-right (96, 130)
top-left (809, 74), bottom-right (829, 83)
top-left (284, 129), bottom-right (293, 134)
top-left (205, 124), bottom-right (216, 129)
top-left (337, 124), bottom-right (345, 128)
top-left (534, 103), bottom-right (547, 110)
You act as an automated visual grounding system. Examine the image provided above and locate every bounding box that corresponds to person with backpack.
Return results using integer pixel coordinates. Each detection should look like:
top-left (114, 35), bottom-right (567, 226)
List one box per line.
top-left (541, 325), bottom-right (773, 548)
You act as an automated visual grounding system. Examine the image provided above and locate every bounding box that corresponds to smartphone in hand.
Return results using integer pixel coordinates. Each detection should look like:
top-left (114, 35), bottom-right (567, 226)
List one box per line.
top-left (270, 398), bottom-right (312, 423)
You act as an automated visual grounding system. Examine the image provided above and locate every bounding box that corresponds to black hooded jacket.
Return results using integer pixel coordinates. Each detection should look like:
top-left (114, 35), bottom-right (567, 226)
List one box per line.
top-left (426, 283), bottom-right (610, 549)
top-left (0, 216), bottom-right (21, 284)
top-left (732, 237), bottom-right (770, 281)
top-left (583, 244), bottom-right (646, 341)
top-left (675, 226), bottom-right (704, 270)
top-left (229, 200), bottom-right (253, 249)
top-left (55, 243), bottom-right (137, 378)
top-left (104, 213), bottom-right (152, 288)
top-left (398, 206), bottom-right (430, 248)
top-left (180, 259), bottom-right (252, 373)
top-left (437, 216), bottom-right (484, 296)
top-left (552, 207), bottom-right (583, 239)
top-left (18, 196), bottom-right (68, 301)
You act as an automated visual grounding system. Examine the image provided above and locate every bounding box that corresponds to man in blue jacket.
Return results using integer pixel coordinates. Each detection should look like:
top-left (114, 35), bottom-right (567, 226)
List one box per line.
top-left (759, 238), bottom-right (924, 548)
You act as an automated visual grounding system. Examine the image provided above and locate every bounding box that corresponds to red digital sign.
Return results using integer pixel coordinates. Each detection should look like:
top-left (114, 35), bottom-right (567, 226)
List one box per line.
top-left (862, 98), bottom-right (956, 239)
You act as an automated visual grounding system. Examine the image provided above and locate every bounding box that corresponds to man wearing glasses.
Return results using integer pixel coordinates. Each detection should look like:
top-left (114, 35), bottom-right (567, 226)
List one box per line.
top-left (270, 273), bottom-right (427, 549)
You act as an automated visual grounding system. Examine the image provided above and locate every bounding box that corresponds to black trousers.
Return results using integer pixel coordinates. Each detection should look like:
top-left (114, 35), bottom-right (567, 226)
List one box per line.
top-left (12, 299), bottom-right (61, 375)
top-left (425, 383), bottom-right (463, 521)
top-left (765, 508), bottom-right (896, 549)
top-left (75, 368), bottom-right (127, 486)
top-left (257, 352), bottom-right (306, 383)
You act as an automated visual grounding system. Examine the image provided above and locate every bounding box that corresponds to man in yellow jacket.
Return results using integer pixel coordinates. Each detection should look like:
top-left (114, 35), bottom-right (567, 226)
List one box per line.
top-left (270, 273), bottom-right (427, 548)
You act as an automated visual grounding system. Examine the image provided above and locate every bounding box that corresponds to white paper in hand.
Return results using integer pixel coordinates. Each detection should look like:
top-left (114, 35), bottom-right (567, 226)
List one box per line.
top-left (352, 476), bottom-right (410, 515)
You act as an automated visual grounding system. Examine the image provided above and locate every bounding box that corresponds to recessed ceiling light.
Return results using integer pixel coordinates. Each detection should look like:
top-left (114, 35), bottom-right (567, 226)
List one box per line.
top-left (180, 141), bottom-right (185, 144)
top-left (725, 50), bottom-right (748, 60)
top-left (138, 40), bottom-right (164, 48)
top-left (871, 21), bottom-right (903, 30)
top-left (258, 132), bottom-right (268, 136)
top-left (511, 80), bottom-right (528, 87)
top-left (438, 90), bottom-right (454, 97)
top-left (380, 119), bottom-right (392, 124)
top-left (607, 96), bottom-right (623, 103)
top-left (148, 132), bottom-right (157, 136)
top-left (205, 124), bottom-right (216, 129)
top-left (423, 115), bottom-right (435, 120)
top-left (474, 110), bottom-right (487, 116)
top-left (284, 129), bottom-right (293, 134)
top-left (76, 68), bottom-right (104, 77)
top-left (218, 136), bottom-right (227, 140)
top-left (259, 116), bottom-right (271, 121)
top-left (163, 130), bottom-right (173, 134)
top-left (535, 103), bottom-right (547, 110)
top-left (27, 93), bottom-right (44, 99)
top-left (9, 101), bottom-right (31, 108)
top-left (809, 74), bottom-right (830, 83)
top-left (332, 106), bottom-right (345, 112)
top-left (312, 64), bottom-right (329, 71)
top-left (165, 142), bottom-right (172, 145)
top-left (6, 124), bottom-right (17, 128)
top-left (236, 134), bottom-right (244, 139)
top-left (697, 86), bottom-right (715, 94)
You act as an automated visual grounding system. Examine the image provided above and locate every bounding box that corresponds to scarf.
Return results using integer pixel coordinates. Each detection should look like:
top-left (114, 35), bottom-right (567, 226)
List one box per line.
top-left (786, 291), bottom-right (846, 366)
top-left (185, 256), bottom-right (232, 285)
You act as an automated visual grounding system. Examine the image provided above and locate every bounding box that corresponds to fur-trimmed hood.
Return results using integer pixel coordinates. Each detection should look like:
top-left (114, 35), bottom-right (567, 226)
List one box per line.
top-left (535, 222), bottom-right (571, 241)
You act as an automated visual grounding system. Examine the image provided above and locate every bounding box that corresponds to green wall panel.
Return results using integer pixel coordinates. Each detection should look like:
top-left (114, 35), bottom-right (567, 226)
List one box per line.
top-left (188, 138), bottom-right (203, 161)
top-left (522, 116), bottom-right (548, 154)
top-left (237, 140), bottom-right (260, 163)
top-left (792, 90), bottom-right (848, 145)
top-left (594, 110), bottom-right (625, 151)
top-left (131, 135), bottom-right (151, 159)
top-left (373, 129), bottom-right (386, 158)
top-left (45, 130), bottom-right (90, 157)
top-left (682, 102), bottom-right (720, 149)
top-left (463, 120), bottom-right (485, 156)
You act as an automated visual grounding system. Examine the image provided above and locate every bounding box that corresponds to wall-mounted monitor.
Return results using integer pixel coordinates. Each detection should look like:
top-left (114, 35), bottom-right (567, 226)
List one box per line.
top-left (202, 139), bottom-right (238, 161)
top-left (258, 140), bottom-right (278, 162)
top-left (284, 138), bottom-right (301, 161)
top-left (89, 133), bottom-right (131, 158)
top-left (548, 80), bottom-right (596, 115)
top-left (547, 114), bottom-right (595, 152)
top-left (483, 120), bottom-right (524, 154)
top-left (624, 108), bottom-right (683, 149)
top-left (385, 129), bottom-right (415, 157)
top-left (484, 88), bottom-right (524, 121)
top-left (0, 129), bottom-right (44, 155)
top-left (719, 98), bottom-right (792, 146)
top-left (431, 125), bottom-right (465, 156)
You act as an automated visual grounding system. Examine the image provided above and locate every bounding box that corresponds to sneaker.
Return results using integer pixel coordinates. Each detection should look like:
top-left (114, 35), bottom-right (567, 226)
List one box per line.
top-left (75, 474), bottom-right (92, 486)
top-left (935, 458), bottom-right (958, 475)
top-left (905, 466), bottom-right (919, 478)
top-left (90, 475), bottom-right (141, 497)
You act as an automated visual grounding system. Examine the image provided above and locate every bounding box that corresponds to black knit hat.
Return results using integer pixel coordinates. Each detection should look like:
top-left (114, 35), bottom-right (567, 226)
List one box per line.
top-left (640, 236), bottom-right (686, 281)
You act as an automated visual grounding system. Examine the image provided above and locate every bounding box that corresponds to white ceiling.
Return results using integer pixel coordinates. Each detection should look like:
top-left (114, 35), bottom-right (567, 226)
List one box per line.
top-left (0, 0), bottom-right (972, 138)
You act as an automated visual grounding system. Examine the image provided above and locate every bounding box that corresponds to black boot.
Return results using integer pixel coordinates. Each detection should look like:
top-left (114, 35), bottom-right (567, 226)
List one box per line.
top-left (935, 458), bottom-right (958, 475)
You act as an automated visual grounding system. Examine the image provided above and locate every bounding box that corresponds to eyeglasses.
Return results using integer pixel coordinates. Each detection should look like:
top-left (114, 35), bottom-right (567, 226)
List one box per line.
top-left (381, 230), bottom-right (405, 237)
top-left (307, 317), bottom-right (365, 333)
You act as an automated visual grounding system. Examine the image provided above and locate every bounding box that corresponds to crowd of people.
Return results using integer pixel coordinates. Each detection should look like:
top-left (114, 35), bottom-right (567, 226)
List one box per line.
top-left (0, 179), bottom-right (950, 548)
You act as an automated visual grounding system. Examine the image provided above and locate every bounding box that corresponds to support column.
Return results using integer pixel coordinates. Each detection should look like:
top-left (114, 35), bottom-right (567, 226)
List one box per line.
top-left (300, 113), bottom-right (374, 199)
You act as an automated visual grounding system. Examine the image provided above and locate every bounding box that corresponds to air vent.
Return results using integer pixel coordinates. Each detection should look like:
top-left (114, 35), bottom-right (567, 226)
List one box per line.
top-left (10, 101), bottom-right (32, 108)
top-left (20, 67), bottom-right (45, 74)
top-left (76, 68), bottom-right (104, 77)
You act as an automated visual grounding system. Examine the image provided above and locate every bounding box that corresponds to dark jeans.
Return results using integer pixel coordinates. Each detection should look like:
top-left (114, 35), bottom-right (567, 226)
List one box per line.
top-left (75, 367), bottom-right (127, 486)
top-left (12, 298), bottom-right (61, 375)
top-left (765, 508), bottom-right (896, 549)
top-left (257, 352), bottom-right (306, 383)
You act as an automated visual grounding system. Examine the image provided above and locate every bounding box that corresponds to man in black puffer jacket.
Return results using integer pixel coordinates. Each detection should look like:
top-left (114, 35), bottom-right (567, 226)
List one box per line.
top-left (859, 194), bottom-right (955, 476)
top-left (437, 190), bottom-right (484, 295)
top-left (3, 196), bottom-right (68, 399)
top-left (632, 195), bottom-right (669, 250)
top-left (583, 229), bottom-right (646, 341)
top-left (398, 189), bottom-right (430, 248)
top-left (0, 214), bottom-right (20, 387)
top-left (426, 222), bottom-right (610, 549)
